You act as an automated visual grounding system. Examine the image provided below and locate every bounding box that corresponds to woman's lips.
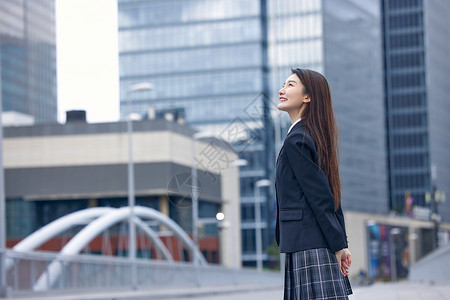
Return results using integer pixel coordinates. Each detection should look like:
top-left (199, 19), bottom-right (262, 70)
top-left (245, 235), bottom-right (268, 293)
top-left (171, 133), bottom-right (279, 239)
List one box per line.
top-left (279, 97), bottom-right (287, 102)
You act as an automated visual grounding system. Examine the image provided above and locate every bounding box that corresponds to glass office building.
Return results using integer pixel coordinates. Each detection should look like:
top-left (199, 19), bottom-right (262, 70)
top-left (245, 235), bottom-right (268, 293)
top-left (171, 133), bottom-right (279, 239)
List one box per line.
top-left (118, 0), bottom-right (390, 266)
top-left (424, 1), bottom-right (450, 222)
top-left (118, 0), bottom-right (275, 267)
top-left (382, 0), bottom-right (450, 221)
top-left (323, 0), bottom-right (387, 214)
top-left (269, 0), bottom-right (388, 214)
top-left (0, 0), bottom-right (57, 124)
top-left (118, 0), bottom-right (268, 126)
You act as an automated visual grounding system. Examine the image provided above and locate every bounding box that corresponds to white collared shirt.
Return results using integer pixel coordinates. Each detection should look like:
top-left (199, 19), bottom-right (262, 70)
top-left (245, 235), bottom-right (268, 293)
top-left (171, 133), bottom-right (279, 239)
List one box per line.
top-left (287, 117), bottom-right (302, 134)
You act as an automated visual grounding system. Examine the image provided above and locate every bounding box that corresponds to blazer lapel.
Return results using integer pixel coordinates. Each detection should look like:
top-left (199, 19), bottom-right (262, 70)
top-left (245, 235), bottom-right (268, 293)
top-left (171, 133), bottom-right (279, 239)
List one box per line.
top-left (276, 145), bottom-right (284, 165)
top-left (277, 122), bottom-right (303, 164)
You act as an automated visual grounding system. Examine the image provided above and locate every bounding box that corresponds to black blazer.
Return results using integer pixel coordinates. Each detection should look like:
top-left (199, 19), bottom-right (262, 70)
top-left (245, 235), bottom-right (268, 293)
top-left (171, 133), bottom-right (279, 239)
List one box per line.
top-left (275, 121), bottom-right (348, 253)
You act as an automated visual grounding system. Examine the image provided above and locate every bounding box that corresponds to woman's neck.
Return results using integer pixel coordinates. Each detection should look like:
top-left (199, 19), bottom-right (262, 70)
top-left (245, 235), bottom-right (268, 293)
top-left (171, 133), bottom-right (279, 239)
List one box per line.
top-left (288, 105), bottom-right (307, 124)
top-left (288, 111), bottom-right (302, 124)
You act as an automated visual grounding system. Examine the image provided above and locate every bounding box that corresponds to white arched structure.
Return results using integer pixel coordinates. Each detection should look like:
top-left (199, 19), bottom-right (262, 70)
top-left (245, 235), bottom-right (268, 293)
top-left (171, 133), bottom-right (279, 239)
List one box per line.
top-left (33, 206), bottom-right (207, 291)
top-left (14, 207), bottom-right (114, 251)
top-left (7, 207), bottom-right (174, 271)
top-left (132, 216), bottom-right (173, 261)
top-left (6, 207), bottom-right (114, 270)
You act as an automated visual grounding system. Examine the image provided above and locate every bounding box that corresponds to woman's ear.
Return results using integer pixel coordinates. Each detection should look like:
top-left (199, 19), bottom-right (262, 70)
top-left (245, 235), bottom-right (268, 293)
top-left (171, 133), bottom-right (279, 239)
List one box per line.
top-left (303, 94), bottom-right (311, 103)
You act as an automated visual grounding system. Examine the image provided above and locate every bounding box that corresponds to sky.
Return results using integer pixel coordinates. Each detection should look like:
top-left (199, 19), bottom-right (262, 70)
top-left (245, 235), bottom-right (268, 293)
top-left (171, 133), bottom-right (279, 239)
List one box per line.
top-left (56, 0), bottom-right (119, 123)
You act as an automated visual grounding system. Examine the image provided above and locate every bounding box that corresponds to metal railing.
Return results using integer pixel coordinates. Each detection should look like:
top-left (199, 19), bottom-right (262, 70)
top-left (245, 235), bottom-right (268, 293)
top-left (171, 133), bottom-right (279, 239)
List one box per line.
top-left (3, 249), bottom-right (281, 297)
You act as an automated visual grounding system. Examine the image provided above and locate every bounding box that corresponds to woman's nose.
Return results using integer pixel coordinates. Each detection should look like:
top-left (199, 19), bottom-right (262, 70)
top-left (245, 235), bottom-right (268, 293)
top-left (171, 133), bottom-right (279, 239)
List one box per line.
top-left (279, 88), bottom-right (284, 95)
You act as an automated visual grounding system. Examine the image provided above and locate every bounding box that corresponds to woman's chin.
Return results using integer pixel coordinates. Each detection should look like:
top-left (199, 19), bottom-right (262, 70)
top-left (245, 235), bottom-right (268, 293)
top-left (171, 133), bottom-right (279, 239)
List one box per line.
top-left (278, 102), bottom-right (287, 111)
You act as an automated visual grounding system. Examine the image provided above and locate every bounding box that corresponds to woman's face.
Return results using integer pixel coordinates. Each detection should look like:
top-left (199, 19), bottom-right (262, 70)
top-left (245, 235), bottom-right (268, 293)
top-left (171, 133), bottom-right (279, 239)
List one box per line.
top-left (278, 73), bottom-right (309, 113)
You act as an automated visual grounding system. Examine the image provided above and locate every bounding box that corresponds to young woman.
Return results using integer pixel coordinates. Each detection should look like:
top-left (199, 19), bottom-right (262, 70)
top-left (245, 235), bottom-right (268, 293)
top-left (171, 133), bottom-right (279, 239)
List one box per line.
top-left (275, 68), bottom-right (353, 299)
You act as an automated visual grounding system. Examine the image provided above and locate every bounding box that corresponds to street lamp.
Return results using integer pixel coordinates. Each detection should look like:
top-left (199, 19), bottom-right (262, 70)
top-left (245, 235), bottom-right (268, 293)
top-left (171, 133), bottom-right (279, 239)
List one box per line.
top-left (254, 179), bottom-right (271, 271)
top-left (0, 69), bottom-right (7, 297)
top-left (426, 186), bottom-right (446, 249)
top-left (232, 159), bottom-right (248, 168)
top-left (126, 82), bottom-right (153, 289)
top-left (231, 159), bottom-right (247, 269)
top-left (190, 131), bottom-right (215, 265)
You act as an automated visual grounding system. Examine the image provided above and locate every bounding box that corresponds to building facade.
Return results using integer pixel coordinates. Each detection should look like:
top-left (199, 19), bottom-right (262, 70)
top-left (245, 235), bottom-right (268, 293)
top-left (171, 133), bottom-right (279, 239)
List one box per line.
top-left (118, 0), bottom-right (275, 267)
top-left (117, 0), bottom-right (449, 271)
top-left (268, 0), bottom-right (388, 213)
top-left (323, 0), bottom-right (388, 214)
top-left (117, 0), bottom-right (388, 267)
top-left (424, 1), bottom-right (450, 222)
top-left (118, 0), bottom-right (269, 126)
top-left (0, 0), bottom-right (57, 124)
top-left (3, 117), bottom-right (241, 267)
top-left (382, 0), bottom-right (450, 221)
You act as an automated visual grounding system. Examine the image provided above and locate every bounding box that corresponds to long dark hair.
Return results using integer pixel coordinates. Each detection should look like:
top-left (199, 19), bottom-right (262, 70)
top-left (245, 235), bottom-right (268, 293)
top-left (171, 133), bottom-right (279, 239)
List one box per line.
top-left (292, 68), bottom-right (341, 210)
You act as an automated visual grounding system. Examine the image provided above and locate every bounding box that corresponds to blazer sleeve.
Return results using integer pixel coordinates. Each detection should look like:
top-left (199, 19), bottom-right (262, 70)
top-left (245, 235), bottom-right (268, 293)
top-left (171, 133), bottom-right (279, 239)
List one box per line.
top-left (284, 131), bottom-right (348, 253)
top-left (336, 204), bottom-right (349, 246)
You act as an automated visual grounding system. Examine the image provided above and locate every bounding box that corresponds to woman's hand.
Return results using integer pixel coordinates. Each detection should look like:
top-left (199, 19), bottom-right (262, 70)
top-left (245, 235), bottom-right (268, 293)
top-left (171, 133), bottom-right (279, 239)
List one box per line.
top-left (335, 248), bottom-right (351, 276)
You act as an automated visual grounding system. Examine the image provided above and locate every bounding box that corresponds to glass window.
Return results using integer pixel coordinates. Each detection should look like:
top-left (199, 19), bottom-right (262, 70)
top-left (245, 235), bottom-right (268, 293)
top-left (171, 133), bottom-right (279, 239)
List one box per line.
top-left (388, 0), bottom-right (421, 9)
top-left (269, 13), bottom-right (322, 41)
top-left (390, 72), bottom-right (424, 88)
top-left (391, 92), bottom-right (425, 108)
top-left (392, 112), bottom-right (426, 128)
top-left (241, 229), bottom-right (256, 252)
top-left (390, 53), bottom-right (423, 68)
top-left (389, 12), bottom-right (423, 29)
top-left (241, 203), bottom-right (255, 221)
top-left (199, 202), bottom-right (219, 218)
top-left (119, 0), bottom-right (260, 27)
top-left (271, 39), bottom-right (323, 66)
top-left (393, 133), bottom-right (427, 148)
top-left (119, 44), bottom-right (262, 77)
top-left (393, 153), bottom-right (427, 169)
top-left (389, 32), bottom-right (422, 48)
top-left (122, 69), bottom-right (262, 103)
top-left (269, 0), bottom-right (321, 15)
top-left (119, 19), bottom-right (261, 52)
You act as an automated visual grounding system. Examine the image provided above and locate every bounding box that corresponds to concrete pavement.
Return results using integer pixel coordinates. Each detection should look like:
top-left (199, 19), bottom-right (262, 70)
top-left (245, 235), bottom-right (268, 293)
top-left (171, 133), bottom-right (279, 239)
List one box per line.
top-left (351, 281), bottom-right (450, 300)
top-left (7, 284), bottom-right (282, 300)
top-left (8, 281), bottom-right (450, 300)
top-left (163, 282), bottom-right (450, 300)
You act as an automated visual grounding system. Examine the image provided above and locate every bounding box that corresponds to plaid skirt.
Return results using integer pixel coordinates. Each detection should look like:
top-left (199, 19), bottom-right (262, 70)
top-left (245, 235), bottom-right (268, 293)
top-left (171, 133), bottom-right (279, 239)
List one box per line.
top-left (284, 248), bottom-right (353, 300)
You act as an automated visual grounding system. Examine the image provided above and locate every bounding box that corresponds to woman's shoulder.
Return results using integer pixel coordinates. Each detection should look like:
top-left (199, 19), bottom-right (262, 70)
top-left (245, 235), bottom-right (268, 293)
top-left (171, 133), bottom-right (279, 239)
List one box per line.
top-left (285, 124), bottom-right (316, 150)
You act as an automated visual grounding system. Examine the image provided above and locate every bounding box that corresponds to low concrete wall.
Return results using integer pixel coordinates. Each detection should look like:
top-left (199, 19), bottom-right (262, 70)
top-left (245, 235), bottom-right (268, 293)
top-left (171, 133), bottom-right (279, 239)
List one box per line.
top-left (409, 244), bottom-right (450, 283)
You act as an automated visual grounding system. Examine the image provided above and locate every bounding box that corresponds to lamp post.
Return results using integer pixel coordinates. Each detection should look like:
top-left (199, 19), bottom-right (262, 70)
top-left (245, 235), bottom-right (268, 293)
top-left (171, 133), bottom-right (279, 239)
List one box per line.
top-left (189, 131), bottom-right (215, 286)
top-left (126, 82), bottom-right (153, 289)
top-left (232, 159), bottom-right (248, 269)
top-left (254, 179), bottom-right (271, 271)
top-left (190, 131), bottom-right (215, 265)
top-left (426, 165), bottom-right (446, 250)
top-left (426, 189), bottom-right (446, 249)
top-left (0, 67), bottom-right (7, 297)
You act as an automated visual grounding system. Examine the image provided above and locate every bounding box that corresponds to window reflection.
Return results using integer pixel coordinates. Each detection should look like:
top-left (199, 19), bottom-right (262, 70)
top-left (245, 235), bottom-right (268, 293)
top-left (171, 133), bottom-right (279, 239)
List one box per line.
top-left (119, 0), bottom-right (260, 27)
top-left (269, 14), bottom-right (322, 41)
top-left (268, 0), bottom-right (321, 15)
top-left (120, 44), bottom-right (262, 76)
top-left (270, 39), bottom-right (323, 66)
top-left (119, 19), bottom-right (261, 52)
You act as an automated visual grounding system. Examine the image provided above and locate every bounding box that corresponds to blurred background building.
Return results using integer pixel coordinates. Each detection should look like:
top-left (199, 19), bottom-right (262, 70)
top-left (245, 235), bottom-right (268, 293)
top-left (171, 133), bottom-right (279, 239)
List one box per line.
top-left (117, 0), bottom-right (449, 275)
top-left (382, 0), bottom-right (450, 222)
top-left (117, 0), bottom-right (275, 267)
top-left (0, 0), bottom-right (57, 125)
top-left (1, 0), bottom-right (449, 285)
top-left (3, 113), bottom-right (241, 267)
top-left (117, 0), bottom-right (388, 268)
